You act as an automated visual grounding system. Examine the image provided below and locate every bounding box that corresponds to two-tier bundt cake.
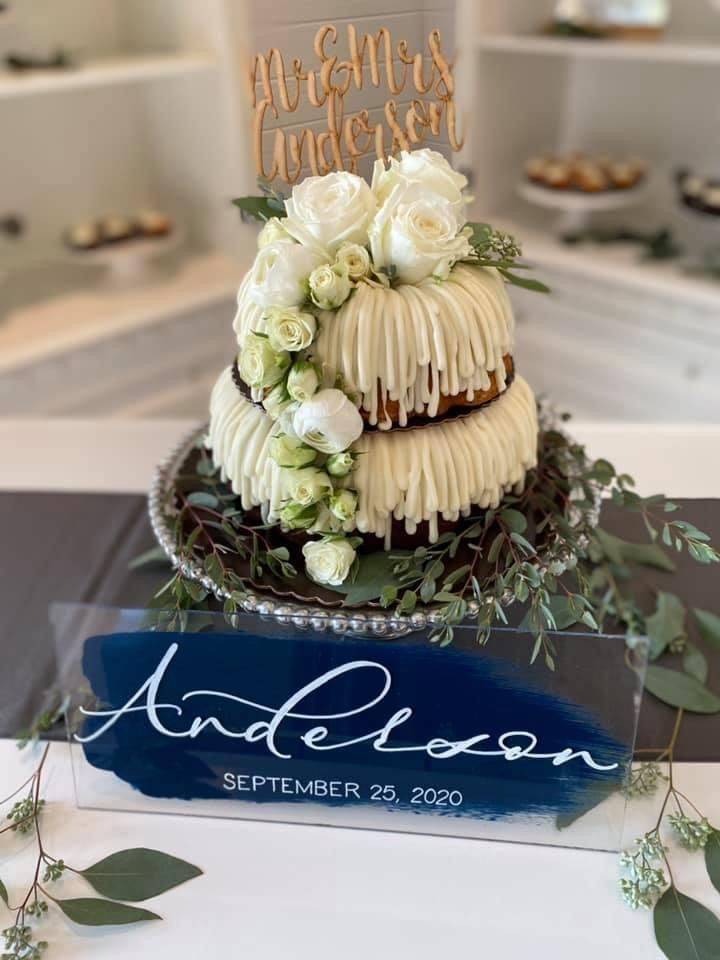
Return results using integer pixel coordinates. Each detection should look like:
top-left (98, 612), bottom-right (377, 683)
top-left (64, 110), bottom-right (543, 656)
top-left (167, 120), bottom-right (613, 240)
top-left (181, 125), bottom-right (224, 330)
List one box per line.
top-left (207, 149), bottom-right (538, 585)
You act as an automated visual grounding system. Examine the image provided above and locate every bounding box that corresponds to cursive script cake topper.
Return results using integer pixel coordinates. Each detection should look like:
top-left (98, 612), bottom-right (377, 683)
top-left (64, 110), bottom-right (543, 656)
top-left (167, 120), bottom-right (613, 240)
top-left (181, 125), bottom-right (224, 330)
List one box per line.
top-left (249, 23), bottom-right (463, 184)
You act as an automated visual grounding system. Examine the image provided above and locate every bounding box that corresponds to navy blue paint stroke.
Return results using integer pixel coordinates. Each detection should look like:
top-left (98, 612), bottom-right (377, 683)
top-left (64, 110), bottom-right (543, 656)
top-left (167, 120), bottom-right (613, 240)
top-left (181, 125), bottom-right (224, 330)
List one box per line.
top-left (79, 629), bottom-right (628, 820)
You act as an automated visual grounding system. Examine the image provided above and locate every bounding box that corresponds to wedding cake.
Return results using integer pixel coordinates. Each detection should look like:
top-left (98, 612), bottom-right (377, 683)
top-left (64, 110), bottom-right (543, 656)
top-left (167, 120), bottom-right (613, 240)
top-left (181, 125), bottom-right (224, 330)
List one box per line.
top-left (207, 149), bottom-right (539, 588)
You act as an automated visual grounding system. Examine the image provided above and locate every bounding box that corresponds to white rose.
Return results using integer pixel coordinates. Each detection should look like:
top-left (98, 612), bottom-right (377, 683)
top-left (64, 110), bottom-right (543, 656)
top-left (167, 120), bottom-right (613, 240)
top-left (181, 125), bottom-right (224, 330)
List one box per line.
top-left (269, 434), bottom-right (316, 468)
top-left (284, 172), bottom-right (377, 255)
top-left (249, 242), bottom-right (326, 308)
top-left (287, 360), bottom-right (321, 403)
top-left (287, 467), bottom-right (333, 507)
top-left (293, 389), bottom-right (364, 454)
top-left (238, 334), bottom-right (291, 389)
top-left (371, 148), bottom-right (468, 215)
top-left (302, 537), bottom-right (357, 586)
top-left (258, 217), bottom-right (294, 248)
top-left (326, 450), bottom-right (355, 478)
top-left (330, 489), bottom-right (358, 523)
top-left (265, 306), bottom-right (317, 353)
top-left (335, 242), bottom-right (371, 281)
top-left (262, 382), bottom-right (292, 420)
top-left (277, 401), bottom-right (300, 438)
top-left (369, 190), bottom-right (472, 285)
top-left (309, 262), bottom-right (352, 310)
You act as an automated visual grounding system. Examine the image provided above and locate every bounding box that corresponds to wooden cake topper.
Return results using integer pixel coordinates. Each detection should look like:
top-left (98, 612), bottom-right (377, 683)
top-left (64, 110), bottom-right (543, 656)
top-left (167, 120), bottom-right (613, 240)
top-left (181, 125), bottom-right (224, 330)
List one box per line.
top-left (249, 24), bottom-right (463, 184)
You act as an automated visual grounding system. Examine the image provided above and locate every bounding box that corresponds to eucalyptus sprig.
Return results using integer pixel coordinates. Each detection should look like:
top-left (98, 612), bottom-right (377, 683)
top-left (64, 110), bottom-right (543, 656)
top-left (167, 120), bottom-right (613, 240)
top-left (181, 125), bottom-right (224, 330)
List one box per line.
top-left (619, 710), bottom-right (720, 958)
top-left (232, 177), bottom-right (287, 222)
top-left (155, 442), bottom-right (296, 627)
top-left (0, 746), bottom-right (202, 957)
top-left (464, 222), bottom-right (551, 293)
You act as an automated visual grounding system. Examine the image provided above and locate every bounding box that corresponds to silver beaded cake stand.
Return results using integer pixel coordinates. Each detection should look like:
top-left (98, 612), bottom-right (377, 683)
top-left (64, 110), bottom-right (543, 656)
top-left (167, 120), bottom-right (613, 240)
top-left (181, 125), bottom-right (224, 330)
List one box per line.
top-left (149, 425), bottom-right (601, 639)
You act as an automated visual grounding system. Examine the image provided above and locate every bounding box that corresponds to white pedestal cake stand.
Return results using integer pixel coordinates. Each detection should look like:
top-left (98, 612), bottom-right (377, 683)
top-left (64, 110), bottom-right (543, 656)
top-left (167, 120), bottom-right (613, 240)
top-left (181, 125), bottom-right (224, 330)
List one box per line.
top-left (517, 180), bottom-right (652, 235)
top-left (61, 229), bottom-right (183, 288)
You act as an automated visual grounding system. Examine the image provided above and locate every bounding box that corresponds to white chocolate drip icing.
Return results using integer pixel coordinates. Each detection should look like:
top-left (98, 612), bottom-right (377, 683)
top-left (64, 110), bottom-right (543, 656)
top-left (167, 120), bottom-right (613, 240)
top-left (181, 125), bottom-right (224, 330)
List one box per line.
top-left (232, 264), bottom-right (516, 422)
top-left (208, 366), bottom-right (538, 546)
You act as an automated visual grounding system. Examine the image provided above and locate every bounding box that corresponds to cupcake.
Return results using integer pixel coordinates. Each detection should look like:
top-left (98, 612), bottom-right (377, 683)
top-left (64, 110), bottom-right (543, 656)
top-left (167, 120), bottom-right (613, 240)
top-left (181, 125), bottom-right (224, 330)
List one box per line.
top-left (65, 221), bottom-right (102, 252)
top-left (609, 162), bottom-right (642, 189)
top-left (525, 156), bottom-right (549, 183)
top-left (137, 209), bottom-right (172, 237)
top-left (572, 162), bottom-right (609, 193)
top-left (543, 161), bottom-right (572, 189)
top-left (100, 215), bottom-right (138, 245)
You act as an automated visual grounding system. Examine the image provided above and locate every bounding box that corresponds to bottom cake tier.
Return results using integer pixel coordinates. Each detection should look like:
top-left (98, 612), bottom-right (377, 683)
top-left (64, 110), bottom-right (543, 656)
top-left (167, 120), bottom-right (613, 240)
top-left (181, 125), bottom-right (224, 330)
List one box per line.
top-left (208, 367), bottom-right (538, 548)
top-left (208, 366), bottom-right (539, 548)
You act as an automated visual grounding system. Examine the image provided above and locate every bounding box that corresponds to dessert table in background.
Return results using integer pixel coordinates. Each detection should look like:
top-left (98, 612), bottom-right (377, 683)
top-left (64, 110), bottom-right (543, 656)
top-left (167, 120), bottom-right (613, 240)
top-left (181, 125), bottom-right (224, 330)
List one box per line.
top-left (1, 418), bottom-right (719, 959)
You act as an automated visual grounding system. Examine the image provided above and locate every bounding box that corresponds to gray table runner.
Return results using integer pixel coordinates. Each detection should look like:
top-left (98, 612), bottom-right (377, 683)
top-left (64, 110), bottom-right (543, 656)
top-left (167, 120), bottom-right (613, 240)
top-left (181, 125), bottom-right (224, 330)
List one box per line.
top-left (0, 492), bottom-right (718, 760)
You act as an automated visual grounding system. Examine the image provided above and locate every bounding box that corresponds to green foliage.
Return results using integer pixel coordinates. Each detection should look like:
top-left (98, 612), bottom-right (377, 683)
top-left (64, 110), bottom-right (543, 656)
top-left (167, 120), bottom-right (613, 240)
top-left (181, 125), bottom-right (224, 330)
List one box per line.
top-left (1, 747), bottom-right (201, 956)
top-left (706, 832), bottom-right (720, 896)
top-left (644, 667), bottom-right (720, 714)
top-left (695, 609), bottom-right (720, 650)
top-left (325, 551), bottom-right (412, 605)
top-left (653, 888), bottom-right (720, 960)
top-left (232, 177), bottom-right (287, 222)
top-left (55, 899), bottom-right (160, 927)
top-left (622, 762), bottom-right (667, 799)
top-left (81, 849), bottom-right (203, 903)
top-left (464, 222), bottom-right (550, 293)
top-left (646, 592), bottom-right (687, 660)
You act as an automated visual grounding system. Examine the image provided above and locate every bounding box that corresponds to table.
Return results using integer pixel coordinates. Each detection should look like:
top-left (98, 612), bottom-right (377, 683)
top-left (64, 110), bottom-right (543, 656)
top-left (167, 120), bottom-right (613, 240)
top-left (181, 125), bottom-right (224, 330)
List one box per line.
top-left (1, 418), bottom-right (720, 959)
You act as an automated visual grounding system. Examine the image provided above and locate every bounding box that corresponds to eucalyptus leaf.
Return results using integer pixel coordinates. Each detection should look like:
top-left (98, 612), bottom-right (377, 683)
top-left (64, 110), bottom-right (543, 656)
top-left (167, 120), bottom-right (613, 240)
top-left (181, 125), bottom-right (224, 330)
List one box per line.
top-left (500, 508), bottom-right (527, 534)
top-left (127, 546), bottom-right (171, 572)
top-left (683, 644), bottom-right (709, 685)
top-left (706, 831), bottom-right (720, 896)
top-left (187, 492), bottom-right (220, 510)
top-left (595, 529), bottom-right (676, 573)
top-left (646, 592), bottom-right (687, 660)
top-left (654, 887), bottom-right (720, 960)
top-left (644, 666), bottom-right (720, 714)
top-left (0, 877), bottom-right (8, 907)
top-left (695, 609), bottom-right (720, 651)
top-left (547, 596), bottom-right (583, 630)
top-left (324, 551), bottom-right (412, 605)
top-left (81, 848), bottom-right (202, 903)
top-left (232, 196), bottom-right (276, 222)
top-left (56, 898), bottom-right (160, 926)
top-left (499, 268), bottom-right (551, 293)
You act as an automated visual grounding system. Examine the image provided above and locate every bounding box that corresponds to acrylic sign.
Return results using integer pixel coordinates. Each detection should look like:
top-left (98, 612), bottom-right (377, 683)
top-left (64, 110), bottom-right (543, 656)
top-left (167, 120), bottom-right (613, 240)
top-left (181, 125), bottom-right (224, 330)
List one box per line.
top-left (55, 607), bottom-right (646, 851)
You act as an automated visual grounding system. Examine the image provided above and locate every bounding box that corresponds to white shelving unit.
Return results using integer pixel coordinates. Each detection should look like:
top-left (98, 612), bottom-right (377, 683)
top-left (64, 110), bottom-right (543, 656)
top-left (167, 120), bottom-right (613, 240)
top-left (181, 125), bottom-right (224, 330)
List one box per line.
top-left (455, 0), bottom-right (720, 421)
top-left (0, 53), bottom-right (218, 99)
top-left (0, 0), bottom-right (259, 416)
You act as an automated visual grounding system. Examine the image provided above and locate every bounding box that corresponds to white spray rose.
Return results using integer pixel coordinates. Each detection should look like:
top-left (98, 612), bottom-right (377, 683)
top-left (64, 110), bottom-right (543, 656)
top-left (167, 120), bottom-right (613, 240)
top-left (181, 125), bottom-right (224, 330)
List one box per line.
top-left (308, 505), bottom-right (343, 535)
top-left (335, 242), bottom-right (371, 281)
top-left (302, 537), bottom-right (357, 586)
top-left (258, 217), bottom-right (294, 248)
top-left (293, 389), bottom-right (363, 454)
top-left (369, 190), bottom-right (472, 285)
top-left (284, 172), bottom-right (377, 255)
top-left (287, 467), bottom-right (334, 507)
top-left (280, 502), bottom-right (318, 531)
top-left (329, 489), bottom-right (358, 523)
top-left (249, 241), bottom-right (326, 308)
top-left (265, 306), bottom-right (317, 353)
top-left (326, 450), bottom-right (355, 478)
top-left (238, 334), bottom-right (291, 390)
top-left (262, 382), bottom-right (292, 420)
top-left (269, 434), bottom-right (316, 468)
top-left (277, 401), bottom-right (300, 438)
top-left (287, 360), bottom-right (321, 403)
top-left (309, 262), bottom-right (352, 310)
top-left (371, 148), bottom-right (469, 215)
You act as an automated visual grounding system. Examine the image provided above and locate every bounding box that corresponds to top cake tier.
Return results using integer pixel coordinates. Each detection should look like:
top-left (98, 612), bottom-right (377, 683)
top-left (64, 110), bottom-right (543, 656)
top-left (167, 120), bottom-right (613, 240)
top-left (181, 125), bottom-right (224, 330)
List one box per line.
top-left (233, 262), bottom-right (516, 429)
